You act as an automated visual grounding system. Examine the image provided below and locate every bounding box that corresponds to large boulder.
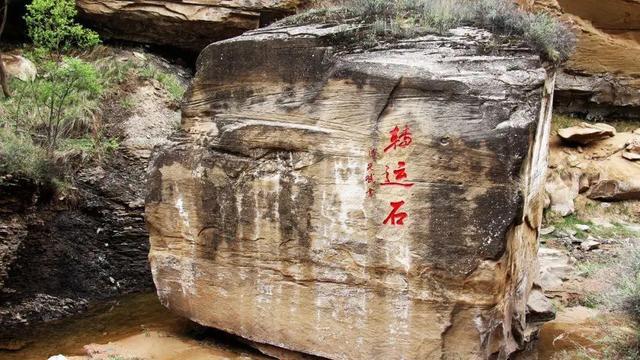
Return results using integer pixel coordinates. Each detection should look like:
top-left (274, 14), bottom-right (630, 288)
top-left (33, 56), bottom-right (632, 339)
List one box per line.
top-left (76, 0), bottom-right (310, 51)
top-left (146, 24), bottom-right (556, 359)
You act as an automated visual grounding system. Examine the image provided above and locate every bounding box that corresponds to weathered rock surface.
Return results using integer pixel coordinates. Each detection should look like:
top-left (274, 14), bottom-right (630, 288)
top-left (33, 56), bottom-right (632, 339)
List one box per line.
top-left (522, 0), bottom-right (640, 119)
top-left (623, 140), bottom-right (640, 161)
top-left (147, 25), bottom-right (555, 359)
top-left (557, 122), bottom-right (616, 145)
top-left (544, 170), bottom-right (580, 216)
top-left (76, 0), bottom-right (310, 51)
top-left (538, 247), bottom-right (572, 293)
top-left (553, 72), bottom-right (640, 120)
top-left (2, 54), bottom-right (36, 82)
top-left (546, 130), bottom-right (640, 208)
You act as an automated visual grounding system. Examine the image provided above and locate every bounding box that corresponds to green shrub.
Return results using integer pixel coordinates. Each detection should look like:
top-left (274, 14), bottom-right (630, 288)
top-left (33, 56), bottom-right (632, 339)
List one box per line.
top-left (25, 0), bottom-right (100, 52)
top-left (281, 0), bottom-right (575, 63)
top-left (3, 57), bottom-right (103, 152)
top-left (0, 129), bottom-right (52, 183)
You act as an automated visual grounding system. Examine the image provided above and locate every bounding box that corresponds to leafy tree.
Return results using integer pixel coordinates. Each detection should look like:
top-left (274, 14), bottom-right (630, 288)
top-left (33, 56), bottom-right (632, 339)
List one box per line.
top-left (24, 0), bottom-right (100, 52)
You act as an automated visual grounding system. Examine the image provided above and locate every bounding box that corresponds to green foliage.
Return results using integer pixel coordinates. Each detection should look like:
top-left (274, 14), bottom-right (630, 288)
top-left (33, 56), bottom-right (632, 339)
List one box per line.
top-left (94, 57), bottom-right (137, 86)
top-left (60, 136), bottom-right (120, 159)
top-left (281, 0), bottom-right (576, 63)
top-left (0, 129), bottom-right (52, 183)
top-left (546, 213), bottom-right (640, 240)
top-left (618, 250), bottom-right (640, 320)
top-left (3, 57), bottom-right (103, 152)
top-left (120, 96), bottom-right (134, 110)
top-left (25, 0), bottom-right (100, 52)
top-left (547, 213), bottom-right (591, 239)
top-left (0, 49), bottom-right (184, 189)
top-left (576, 261), bottom-right (606, 279)
top-left (570, 247), bottom-right (640, 359)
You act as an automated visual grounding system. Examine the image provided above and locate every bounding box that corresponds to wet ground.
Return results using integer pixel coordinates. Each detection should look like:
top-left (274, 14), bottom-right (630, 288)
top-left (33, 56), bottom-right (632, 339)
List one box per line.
top-left (0, 293), bottom-right (268, 360)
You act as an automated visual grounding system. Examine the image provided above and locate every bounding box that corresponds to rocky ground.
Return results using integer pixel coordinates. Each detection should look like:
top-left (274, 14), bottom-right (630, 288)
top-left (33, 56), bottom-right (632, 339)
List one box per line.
top-left (0, 46), bottom-right (191, 342)
top-left (533, 117), bottom-right (640, 358)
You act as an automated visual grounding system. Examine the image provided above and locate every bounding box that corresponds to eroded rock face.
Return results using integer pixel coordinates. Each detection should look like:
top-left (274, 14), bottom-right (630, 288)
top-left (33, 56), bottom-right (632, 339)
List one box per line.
top-left (76, 0), bottom-right (309, 51)
top-left (547, 131), bottom-right (640, 207)
top-left (147, 25), bottom-right (555, 359)
top-left (523, 0), bottom-right (640, 119)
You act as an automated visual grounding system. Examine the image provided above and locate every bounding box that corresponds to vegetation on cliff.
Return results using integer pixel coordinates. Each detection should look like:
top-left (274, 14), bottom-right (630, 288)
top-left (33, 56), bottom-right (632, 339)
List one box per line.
top-left (25, 0), bottom-right (100, 52)
top-left (0, 0), bottom-right (185, 191)
top-left (281, 0), bottom-right (575, 63)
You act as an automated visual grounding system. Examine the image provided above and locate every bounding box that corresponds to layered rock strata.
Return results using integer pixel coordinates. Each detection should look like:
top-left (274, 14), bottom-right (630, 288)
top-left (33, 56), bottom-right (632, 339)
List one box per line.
top-left (76, 0), bottom-right (309, 51)
top-left (521, 0), bottom-right (640, 119)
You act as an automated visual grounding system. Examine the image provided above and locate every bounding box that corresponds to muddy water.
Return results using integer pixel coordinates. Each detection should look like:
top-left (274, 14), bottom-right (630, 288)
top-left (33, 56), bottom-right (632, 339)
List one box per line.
top-left (0, 293), bottom-right (266, 360)
top-left (1, 293), bottom-right (602, 360)
top-left (534, 306), bottom-right (603, 359)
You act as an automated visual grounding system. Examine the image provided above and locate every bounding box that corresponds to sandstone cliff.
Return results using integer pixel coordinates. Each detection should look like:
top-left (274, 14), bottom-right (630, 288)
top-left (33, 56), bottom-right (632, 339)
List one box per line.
top-left (521, 0), bottom-right (640, 119)
top-left (76, 0), bottom-right (310, 51)
top-left (146, 23), bottom-right (556, 359)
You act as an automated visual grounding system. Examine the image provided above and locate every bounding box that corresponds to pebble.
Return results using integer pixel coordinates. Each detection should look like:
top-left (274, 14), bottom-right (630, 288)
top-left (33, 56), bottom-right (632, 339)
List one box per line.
top-left (575, 224), bottom-right (590, 231)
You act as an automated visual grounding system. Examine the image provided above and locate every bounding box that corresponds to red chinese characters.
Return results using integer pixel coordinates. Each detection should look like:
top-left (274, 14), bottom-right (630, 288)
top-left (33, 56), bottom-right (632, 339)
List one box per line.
top-left (365, 124), bottom-right (415, 226)
top-left (384, 125), bottom-right (412, 153)
top-left (383, 200), bottom-right (408, 225)
top-left (381, 161), bottom-right (414, 188)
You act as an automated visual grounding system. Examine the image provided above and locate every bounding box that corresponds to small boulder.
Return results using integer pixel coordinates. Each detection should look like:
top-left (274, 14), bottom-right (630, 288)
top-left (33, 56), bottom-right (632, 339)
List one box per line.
top-left (575, 224), bottom-right (590, 232)
top-left (2, 55), bottom-right (37, 82)
top-left (580, 240), bottom-right (600, 251)
top-left (540, 226), bottom-right (556, 235)
top-left (526, 288), bottom-right (556, 323)
top-left (538, 247), bottom-right (573, 291)
top-left (558, 122), bottom-right (616, 145)
top-left (578, 173), bottom-right (591, 193)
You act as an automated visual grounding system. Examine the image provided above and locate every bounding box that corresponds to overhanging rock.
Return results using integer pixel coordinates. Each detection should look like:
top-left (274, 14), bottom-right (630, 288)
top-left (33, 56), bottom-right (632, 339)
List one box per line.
top-left (76, 0), bottom-right (310, 51)
top-left (146, 24), bottom-right (556, 359)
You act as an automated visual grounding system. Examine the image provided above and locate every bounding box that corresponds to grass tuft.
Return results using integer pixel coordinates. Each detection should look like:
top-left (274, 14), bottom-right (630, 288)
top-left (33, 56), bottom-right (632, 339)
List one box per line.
top-left (280, 0), bottom-right (575, 63)
top-left (137, 64), bottom-right (185, 103)
top-left (0, 129), bottom-right (52, 184)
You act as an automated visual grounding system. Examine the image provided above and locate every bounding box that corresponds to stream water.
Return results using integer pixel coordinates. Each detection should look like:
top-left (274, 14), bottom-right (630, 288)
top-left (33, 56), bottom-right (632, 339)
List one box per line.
top-left (1, 293), bottom-right (598, 360)
top-left (0, 293), bottom-right (268, 360)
